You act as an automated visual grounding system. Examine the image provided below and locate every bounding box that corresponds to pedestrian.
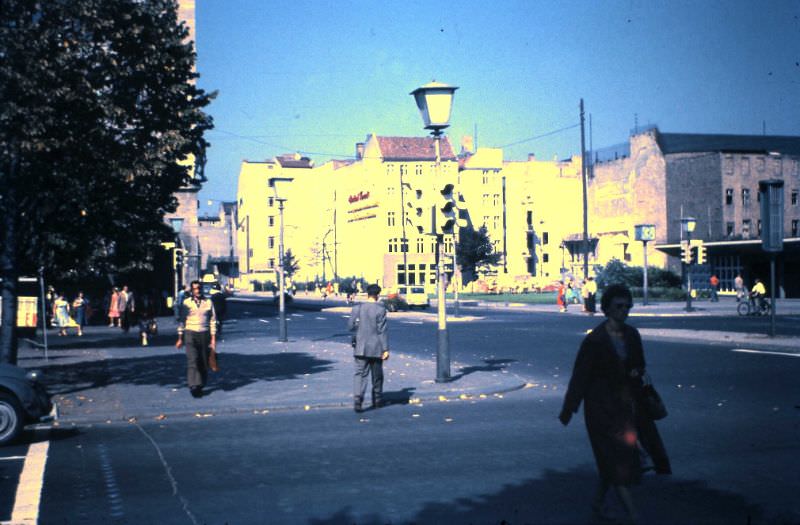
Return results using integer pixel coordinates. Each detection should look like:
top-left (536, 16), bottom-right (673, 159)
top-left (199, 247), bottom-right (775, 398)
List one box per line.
top-left (118, 285), bottom-right (133, 332)
top-left (174, 284), bottom-right (190, 320)
top-left (209, 283), bottom-right (227, 335)
top-left (709, 274), bottom-right (720, 302)
top-left (557, 281), bottom-right (567, 313)
top-left (176, 280), bottom-right (218, 398)
top-left (584, 277), bottom-right (598, 314)
top-left (559, 283), bottom-right (671, 523)
top-left (53, 293), bottom-right (72, 336)
top-left (71, 291), bottom-right (87, 336)
top-left (347, 283), bottom-right (389, 413)
top-left (137, 292), bottom-right (157, 346)
top-left (108, 287), bottom-right (121, 327)
top-left (734, 273), bottom-right (745, 302)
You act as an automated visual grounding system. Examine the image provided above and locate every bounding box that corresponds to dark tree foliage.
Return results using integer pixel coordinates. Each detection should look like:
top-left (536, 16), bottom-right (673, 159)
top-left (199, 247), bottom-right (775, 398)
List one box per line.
top-left (456, 225), bottom-right (502, 284)
top-left (0, 0), bottom-right (214, 363)
top-left (282, 249), bottom-right (300, 279)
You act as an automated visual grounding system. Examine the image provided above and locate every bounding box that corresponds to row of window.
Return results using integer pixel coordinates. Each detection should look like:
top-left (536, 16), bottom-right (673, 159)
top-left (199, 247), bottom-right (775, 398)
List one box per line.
top-left (386, 164), bottom-right (453, 177)
top-left (726, 219), bottom-right (799, 237)
top-left (387, 237), bottom-right (455, 254)
top-left (725, 188), bottom-right (799, 207)
top-left (723, 155), bottom-right (800, 176)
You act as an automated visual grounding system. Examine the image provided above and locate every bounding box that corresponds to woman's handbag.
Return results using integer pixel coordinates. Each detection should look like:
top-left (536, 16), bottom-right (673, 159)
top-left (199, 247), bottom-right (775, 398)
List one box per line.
top-left (641, 374), bottom-right (667, 420)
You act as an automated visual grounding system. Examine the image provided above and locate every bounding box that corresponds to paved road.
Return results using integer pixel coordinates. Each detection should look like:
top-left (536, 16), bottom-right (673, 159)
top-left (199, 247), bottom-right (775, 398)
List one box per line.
top-left (1, 297), bottom-right (799, 524)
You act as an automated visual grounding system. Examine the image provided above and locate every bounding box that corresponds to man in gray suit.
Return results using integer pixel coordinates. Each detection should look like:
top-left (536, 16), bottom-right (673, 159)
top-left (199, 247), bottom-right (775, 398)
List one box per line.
top-left (347, 284), bottom-right (390, 412)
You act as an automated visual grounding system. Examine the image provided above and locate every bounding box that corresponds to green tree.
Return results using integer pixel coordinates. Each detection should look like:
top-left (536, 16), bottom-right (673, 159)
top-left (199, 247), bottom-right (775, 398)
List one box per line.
top-left (456, 225), bottom-right (502, 284)
top-left (282, 249), bottom-right (300, 279)
top-left (1, 0), bottom-right (214, 363)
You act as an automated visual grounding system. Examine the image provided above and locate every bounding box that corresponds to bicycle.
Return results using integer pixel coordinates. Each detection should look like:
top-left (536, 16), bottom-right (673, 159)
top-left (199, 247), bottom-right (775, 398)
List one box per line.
top-left (737, 297), bottom-right (772, 316)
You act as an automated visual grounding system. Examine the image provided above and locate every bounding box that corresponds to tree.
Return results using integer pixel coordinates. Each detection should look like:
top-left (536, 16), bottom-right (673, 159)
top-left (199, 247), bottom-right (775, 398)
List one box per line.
top-left (456, 225), bottom-right (502, 284)
top-left (0, 0), bottom-right (214, 363)
top-left (282, 249), bottom-right (300, 279)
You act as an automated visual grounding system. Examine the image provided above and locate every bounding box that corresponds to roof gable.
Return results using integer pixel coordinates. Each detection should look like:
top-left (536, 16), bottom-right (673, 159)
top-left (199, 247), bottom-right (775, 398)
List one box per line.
top-left (375, 136), bottom-right (457, 161)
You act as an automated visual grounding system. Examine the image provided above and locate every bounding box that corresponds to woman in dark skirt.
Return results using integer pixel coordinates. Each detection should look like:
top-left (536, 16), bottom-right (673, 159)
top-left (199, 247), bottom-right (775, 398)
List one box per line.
top-left (559, 284), bottom-right (670, 523)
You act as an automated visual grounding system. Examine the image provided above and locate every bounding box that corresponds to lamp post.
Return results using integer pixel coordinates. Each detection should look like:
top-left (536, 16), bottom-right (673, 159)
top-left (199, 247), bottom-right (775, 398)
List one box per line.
top-left (269, 177), bottom-right (294, 342)
top-left (411, 80), bottom-right (457, 383)
top-left (681, 217), bottom-right (697, 312)
top-left (169, 217), bottom-right (185, 301)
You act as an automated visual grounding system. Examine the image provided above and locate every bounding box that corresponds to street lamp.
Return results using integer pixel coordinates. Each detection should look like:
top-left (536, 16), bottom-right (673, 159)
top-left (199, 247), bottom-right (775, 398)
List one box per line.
top-left (269, 177), bottom-right (294, 342)
top-left (634, 224), bottom-right (656, 305)
top-left (169, 217), bottom-right (185, 301)
top-left (411, 80), bottom-right (457, 383)
top-left (681, 217), bottom-right (697, 312)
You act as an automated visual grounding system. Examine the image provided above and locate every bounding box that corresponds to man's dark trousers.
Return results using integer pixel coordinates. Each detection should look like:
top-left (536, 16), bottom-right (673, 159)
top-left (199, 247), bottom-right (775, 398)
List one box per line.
top-left (185, 330), bottom-right (210, 388)
top-left (354, 356), bottom-right (383, 405)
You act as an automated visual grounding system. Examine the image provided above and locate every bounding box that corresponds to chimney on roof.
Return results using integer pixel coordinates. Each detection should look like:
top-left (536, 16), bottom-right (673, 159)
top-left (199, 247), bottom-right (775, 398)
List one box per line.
top-left (355, 142), bottom-right (365, 160)
top-left (528, 153), bottom-right (536, 161)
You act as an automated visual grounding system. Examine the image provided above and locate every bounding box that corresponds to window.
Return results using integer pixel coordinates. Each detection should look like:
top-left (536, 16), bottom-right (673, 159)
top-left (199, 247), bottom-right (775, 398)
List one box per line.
top-left (741, 157), bottom-right (750, 176)
top-left (756, 157), bottom-right (765, 172)
top-left (757, 220), bottom-right (762, 235)
top-left (724, 154), bottom-right (734, 175)
top-left (387, 211), bottom-right (395, 227)
top-left (415, 164), bottom-right (423, 176)
top-left (268, 237), bottom-right (275, 249)
top-left (416, 238), bottom-right (425, 253)
top-left (482, 193), bottom-right (489, 206)
top-left (792, 190), bottom-right (798, 206)
top-left (493, 216), bottom-right (500, 230)
top-left (726, 222), bottom-right (735, 237)
top-left (792, 220), bottom-right (798, 237)
top-left (400, 238), bottom-right (408, 253)
top-left (397, 264), bottom-right (406, 285)
top-left (543, 253), bottom-right (549, 263)
top-left (388, 238), bottom-right (398, 253)
top-left (482, 170), bottom-right (489, 184)
top-left (742, 219), bottom-right (751, 238)
top-left (268, 197), bottom-right (274, 207)
top-left (399, 165), bottom-right (407, 178)
top-left (725, 188), bottom-right (733, 205)
top-left (741, 189), bottom-right (750, 207)
top-left (493, 193), bottom-right (500, 206)
top-left (268, 216), bottom-right (275, 227)
top-left (388, 186), bottom-right (396, 198)
top-left (268, 258), bottom-right (275, 269)
top-left (526, 211), bottom-right (533, 228)
top-left (543, 232), bottom-right (549, 245)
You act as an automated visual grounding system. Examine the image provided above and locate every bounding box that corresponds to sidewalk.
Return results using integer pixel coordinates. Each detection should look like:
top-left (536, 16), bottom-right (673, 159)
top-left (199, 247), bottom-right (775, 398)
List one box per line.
top-left (17, 322), bottom-right (527, 426)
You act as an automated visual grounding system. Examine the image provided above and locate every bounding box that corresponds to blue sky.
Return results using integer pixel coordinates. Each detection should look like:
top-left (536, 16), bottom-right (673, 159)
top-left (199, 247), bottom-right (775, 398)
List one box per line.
top-left (195, 0), bottom-right (800, 209)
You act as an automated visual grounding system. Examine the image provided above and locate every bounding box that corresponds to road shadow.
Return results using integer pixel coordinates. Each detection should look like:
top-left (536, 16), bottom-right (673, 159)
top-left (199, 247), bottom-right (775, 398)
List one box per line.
top-left (450, 358), bottom-right (517, 381)
top-left (39, 352), bottom-right (334, 395)
top-left (309, 466), bottom-right (771, 525)
top-left (380, 387), bottom-right (416, 407)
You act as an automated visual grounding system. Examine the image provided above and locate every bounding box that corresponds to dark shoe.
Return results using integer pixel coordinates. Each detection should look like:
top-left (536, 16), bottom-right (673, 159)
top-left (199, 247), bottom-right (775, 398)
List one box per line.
top-left (354, 397), bottom-right (363, 413)
top-left (372, 399), bottom-right (384, 409)
top-left (190, 386), bottom-right (203, 398)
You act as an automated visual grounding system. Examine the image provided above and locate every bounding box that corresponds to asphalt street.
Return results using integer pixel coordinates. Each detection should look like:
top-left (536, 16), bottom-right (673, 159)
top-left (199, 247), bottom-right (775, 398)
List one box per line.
top-left (1, 296), bottom-right (799, 524)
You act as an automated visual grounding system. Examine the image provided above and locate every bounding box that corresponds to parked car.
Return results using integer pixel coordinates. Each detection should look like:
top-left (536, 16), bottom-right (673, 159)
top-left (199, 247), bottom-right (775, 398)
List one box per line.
top-left (0, 364), bottom-right (55, 446)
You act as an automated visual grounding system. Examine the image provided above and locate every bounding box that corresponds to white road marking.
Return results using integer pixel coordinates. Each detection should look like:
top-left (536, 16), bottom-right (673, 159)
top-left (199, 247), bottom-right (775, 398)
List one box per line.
top-left (315, 317), bottom-right (326, 320)
top-left (0, 455), bottom-right (26, 461)
top-left (10, 440), bottom-right (49, 523)
top-left (259, 319), bottom-right (270, 324)
top-left (401, 321), bottom-right (424, 325)
top-left (732, 348), bottom-right (800, 358)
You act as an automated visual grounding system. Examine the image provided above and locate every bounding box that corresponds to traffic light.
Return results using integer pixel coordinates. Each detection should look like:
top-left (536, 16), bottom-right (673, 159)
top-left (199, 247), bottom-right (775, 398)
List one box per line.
top-left (173, 248), bottom-right (185, 268)
top-left (437, 183), bottom-right (457, 234)
top-left (681, 242), bottom-right (692, 264)
top-left (697, 244), bottom-right (707, 265)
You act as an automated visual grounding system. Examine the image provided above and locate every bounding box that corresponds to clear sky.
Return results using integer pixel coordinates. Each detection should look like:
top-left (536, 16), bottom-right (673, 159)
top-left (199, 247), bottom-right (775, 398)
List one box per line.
top-left (194, 0), bottom-right (800, 210)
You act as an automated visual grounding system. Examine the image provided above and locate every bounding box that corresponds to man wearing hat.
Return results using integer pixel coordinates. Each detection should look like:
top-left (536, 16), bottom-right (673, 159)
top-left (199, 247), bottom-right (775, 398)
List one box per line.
top-left (347, 284), bottom-right (390, 412)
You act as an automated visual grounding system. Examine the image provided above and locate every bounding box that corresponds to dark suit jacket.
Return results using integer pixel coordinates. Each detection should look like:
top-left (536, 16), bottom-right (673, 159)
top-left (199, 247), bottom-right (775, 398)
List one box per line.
top-left (348, 300), bottom-right (388, 358)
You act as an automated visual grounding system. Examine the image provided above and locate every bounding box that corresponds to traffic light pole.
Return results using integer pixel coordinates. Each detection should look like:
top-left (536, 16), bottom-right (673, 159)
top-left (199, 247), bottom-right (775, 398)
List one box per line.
top-left (433, 133), bottom-right (450, 382)
top-left (684, 234), bottom-right (693, 312)
top-left (277, 198), bottom-right (288, 342)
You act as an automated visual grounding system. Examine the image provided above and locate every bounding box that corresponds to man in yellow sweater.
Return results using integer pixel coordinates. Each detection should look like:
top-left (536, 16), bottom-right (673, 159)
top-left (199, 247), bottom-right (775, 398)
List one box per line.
top-left (176, 280), bottom-right (218, 398)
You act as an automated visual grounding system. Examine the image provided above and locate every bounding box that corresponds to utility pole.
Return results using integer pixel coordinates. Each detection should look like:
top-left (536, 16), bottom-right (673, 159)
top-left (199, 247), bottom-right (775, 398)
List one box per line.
top-left (580, 99), bottom-right (589, 280)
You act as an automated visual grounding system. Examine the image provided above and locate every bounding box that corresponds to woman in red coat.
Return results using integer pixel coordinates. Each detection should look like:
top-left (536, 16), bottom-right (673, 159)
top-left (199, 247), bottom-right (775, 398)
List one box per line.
top-left (559, 284), bottom-right (670, 523)
top-left (556, 281), bottom-right (567, 312)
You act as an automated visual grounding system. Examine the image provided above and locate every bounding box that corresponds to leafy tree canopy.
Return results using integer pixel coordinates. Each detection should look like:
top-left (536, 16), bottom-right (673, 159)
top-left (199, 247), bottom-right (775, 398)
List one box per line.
top-left (1, 0), bottom-right (214, 362)
top-left (282, 249), bottom-right (300, 279)
top-left (456, 225), bottom-right (502, 283)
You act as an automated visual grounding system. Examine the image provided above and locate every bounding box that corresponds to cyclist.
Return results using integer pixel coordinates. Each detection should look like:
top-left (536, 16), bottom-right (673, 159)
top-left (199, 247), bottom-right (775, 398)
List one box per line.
top-left (749, 278), bottom-right (767, 314)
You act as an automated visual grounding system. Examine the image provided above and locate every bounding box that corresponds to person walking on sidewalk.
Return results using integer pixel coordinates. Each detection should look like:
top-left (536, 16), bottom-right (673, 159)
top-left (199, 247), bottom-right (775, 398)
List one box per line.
top-left (71, 291), bottom-right (87, 336)
top-left (347, 284), bottom-right (389, 412)
top-left (108, 287), bottom-right (121, 327)
top-left (734, 274), bottom-right (745, 302)
top-left (176, 280), bottom-right (218, 398)
top-left (709, 274), bottom-right (720, 302)
top-left (559, 284), bottom-right (671, 524)
top-left (584, 277), bottom-right (597, 314)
